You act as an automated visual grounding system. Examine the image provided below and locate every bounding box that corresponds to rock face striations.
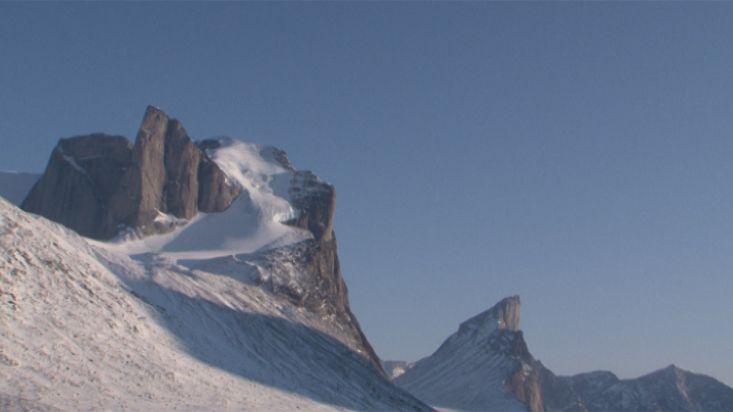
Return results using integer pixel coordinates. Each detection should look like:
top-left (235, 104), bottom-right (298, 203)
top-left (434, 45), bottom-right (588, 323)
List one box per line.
top-left (22, 106), bottom-right (239, 239)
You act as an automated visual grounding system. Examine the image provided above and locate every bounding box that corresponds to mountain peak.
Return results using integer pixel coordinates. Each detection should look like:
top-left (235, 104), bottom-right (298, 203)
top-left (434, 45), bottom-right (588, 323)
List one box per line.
top-left (395, 295), bottom-right (536, 412)
top-left (21, 106), bottom-right (240, 239)
top-left (459, 295), bottom-right (521, 335)
top-left (646, 364), bottom-right (687, 380)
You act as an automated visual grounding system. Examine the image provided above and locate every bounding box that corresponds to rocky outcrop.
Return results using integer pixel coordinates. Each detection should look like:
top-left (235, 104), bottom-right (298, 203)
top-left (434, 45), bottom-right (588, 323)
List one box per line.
top-left (458, 295), bottom-right (521, 335)
top-left (288, 170), bottom-right (336, 242)
top-left (496, 295), bottom-right (521, 331)
top-left (22, 106), bottom-right (240, 239)
top-left (197, 156), bottom-right (240, 213)
top-left (500, 332), bottom-right (544, 412)
top-left (21, 134), bottom-right (133, 239)
top-left (278, 170), bottom-right (384, 374)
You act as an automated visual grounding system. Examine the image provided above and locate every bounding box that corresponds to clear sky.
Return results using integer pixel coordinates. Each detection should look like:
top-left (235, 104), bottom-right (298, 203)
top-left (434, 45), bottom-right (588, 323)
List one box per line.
top-left (1, 2), bottom-right (732, 386)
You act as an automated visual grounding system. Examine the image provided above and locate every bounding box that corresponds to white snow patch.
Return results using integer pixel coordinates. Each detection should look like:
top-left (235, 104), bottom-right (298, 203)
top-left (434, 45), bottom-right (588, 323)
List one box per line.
top-left (95, 138), bottom-right (311, 260)
top-left (153, 210), bottom-right (188, 226)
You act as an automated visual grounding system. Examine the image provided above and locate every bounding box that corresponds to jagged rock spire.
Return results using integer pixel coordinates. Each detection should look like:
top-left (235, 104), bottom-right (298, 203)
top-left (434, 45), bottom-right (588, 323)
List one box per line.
top-left (461, 295), bottom-right (521, 332)
top-left (22, 106), bottom-right (240, 239)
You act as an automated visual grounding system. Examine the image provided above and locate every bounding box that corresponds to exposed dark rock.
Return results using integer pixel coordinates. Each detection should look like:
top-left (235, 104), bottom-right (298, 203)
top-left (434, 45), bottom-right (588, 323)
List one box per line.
top-left (458, 295), bottom-right (521, 335)
top-left (288, 170), bottom-right (336, 242)
top-left (280, 171), bottom-right (384, 375)
top-left (302, 235), bottom-right (383, 373)
top-left (121, 105), bottom-right (168, 228)
top-left (197, 156), bottom-right (240, 213)
top-left (271, 147), bottom-right (294, 171)
top-left (23, 106), bottom-right (239, 239)
top-left (162, 118), bottom-right (202, 219)
top-left (22, 134), bottom-right (133, 239)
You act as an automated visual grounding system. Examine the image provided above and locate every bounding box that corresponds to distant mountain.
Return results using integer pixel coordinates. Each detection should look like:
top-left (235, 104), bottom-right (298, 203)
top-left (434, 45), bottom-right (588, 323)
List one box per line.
top-left (0, 171), bottom-right (38, 205)
top-left (393, 296), bottom-right (733, 412)
top-left (395, 296), bottom-right (537, 411)
top-left (540, 364), bottom-right (733, 412)
top-left (0, 106), bottom-right (430, 411)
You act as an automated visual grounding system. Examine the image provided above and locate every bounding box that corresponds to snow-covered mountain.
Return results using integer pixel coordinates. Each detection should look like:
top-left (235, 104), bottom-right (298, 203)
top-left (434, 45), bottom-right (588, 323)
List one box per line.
top-left (394, 296), bottom-right (539, 412)
top-left (392, 296), bottom-right (733, 412)
top-left (1, 107), bottom-right (430, 411)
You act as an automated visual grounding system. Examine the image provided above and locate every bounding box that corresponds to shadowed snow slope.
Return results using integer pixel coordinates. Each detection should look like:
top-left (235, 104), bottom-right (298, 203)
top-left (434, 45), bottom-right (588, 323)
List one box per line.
top-left (0, 197), bottom-right (429, 411)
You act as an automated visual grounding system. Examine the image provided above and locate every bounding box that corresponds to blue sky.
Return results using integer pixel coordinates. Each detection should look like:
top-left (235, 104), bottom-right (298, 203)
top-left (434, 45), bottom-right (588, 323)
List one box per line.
top-left (1, 2), bottom-right (732, 385)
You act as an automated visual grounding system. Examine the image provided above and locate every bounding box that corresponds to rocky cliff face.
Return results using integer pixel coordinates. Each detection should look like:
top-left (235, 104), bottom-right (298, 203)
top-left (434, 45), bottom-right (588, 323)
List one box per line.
top-left (22, 106), bottom-right (240, 239)
top-left (457, 295), bottom-right (521, 335)
top-left (262, 168), bottom-right (383, 373)
top-left (21, 134), bottom-right (134, 239)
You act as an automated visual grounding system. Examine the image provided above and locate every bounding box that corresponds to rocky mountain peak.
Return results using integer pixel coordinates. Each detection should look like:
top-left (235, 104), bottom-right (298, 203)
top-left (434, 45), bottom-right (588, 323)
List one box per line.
top-left (458, 295), bottom-right (521, 337)
top-left (395, 295), bottom-right (542, 412)
top-left (22, 106), bottom-right (240, 239)
top-left (644, 364), bottom-right (688, 383)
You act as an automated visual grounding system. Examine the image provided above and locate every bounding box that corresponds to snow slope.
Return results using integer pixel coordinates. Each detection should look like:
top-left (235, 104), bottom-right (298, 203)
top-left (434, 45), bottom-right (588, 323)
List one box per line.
top-left (0, 171), bottom-right (38, 206)
top-left (0, 196), bottom-right (323, 411)
top-left (0, 195), bottom-right (428, 411)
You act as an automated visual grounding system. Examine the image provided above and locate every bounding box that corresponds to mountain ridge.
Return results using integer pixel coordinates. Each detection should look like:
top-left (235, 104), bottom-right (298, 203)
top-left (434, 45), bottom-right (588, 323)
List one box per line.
top-left (393, 296), bottom-right (733, 412)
